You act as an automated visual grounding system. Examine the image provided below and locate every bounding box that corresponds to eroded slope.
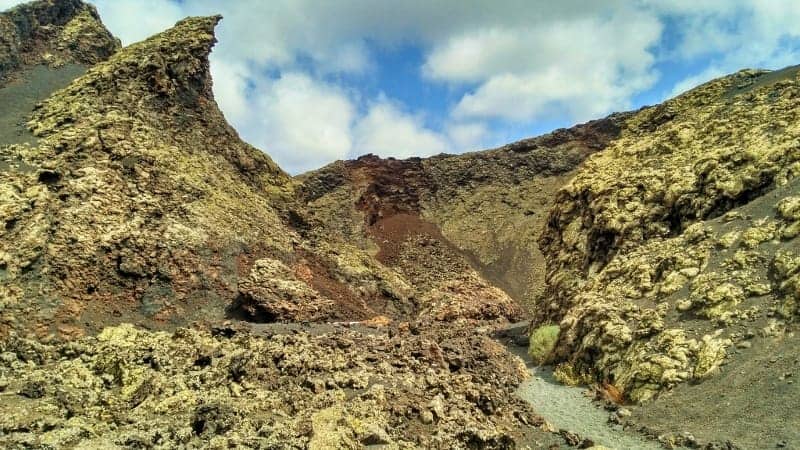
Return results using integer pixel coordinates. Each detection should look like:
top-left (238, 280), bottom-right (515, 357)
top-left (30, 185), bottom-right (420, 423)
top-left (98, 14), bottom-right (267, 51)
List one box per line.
top-left (0, 0), bottom-right (119, 145)
top-left (4, 1), bottom-right (799, 447)
top-left (300, 113), bottom-right (630, 313)
top-left (0, 14), bottom-right (297, 338)
top-left (532, 65), bottom-right (800, 447)
top-left (0, 6), bottom-right (543, 448)
top-left (0, 0), bottom-right (119, 81)
top-left (302, 65), bottom-right (800, 447)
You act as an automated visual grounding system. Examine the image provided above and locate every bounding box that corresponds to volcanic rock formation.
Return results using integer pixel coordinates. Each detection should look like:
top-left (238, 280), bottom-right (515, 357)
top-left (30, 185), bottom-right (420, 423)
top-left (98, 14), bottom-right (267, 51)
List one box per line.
top-left (1, 0), bottom-right (799, 448)
top-left (0, 0), bottom-right (119, 81)
top-left (0, 3), bottom-right (535, 448)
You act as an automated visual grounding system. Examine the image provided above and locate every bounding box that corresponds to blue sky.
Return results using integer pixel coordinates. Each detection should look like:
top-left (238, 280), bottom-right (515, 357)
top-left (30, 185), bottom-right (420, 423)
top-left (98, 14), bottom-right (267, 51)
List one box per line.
top-left (5, 0), bottom-right (800, 174)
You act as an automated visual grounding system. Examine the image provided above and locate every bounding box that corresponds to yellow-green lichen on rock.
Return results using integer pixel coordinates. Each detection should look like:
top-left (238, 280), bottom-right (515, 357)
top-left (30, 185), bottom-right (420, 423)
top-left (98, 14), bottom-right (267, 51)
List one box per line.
top-left (1, 13), bottom-right (301, 334)
top-left (611, 329), bottom-right (697, 403)
top-left (237, 258), bottom-right (333, 322)
top-left (0, 321), bottom-right (537, 448)
top-left (0, 0), bottom-right (119, 79)
top-left (552, 362), bottom-right (594, 386)
top-left (774, 249), bottom-right (800, 318)
top-left (308, 406), bottom-right (359, 450)
top-left (741, 218), bottom-right (778, 248)
top-left (536, 66), bottom-right (800, 403)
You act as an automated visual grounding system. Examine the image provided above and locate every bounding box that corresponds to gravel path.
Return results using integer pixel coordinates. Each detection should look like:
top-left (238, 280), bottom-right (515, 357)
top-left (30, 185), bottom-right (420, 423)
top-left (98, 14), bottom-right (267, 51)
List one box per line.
top-left (500, 342), bottom-right (662, 449)
top-left (516, 366), bottom-right (662, 449)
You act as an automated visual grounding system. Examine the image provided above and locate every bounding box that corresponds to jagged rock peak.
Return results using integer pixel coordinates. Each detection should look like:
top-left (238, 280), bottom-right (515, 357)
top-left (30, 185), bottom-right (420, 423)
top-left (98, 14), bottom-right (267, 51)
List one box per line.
top-left (27, 14), bottom-right (286, 181)
top-left (99, 15), bottom-right (223, 105)
top-left (0, 0), bottom-right (120, 80)
top-left (34, 14), bottom-right (223, 112)
top-left (0, 10), bottom-right (295, 338)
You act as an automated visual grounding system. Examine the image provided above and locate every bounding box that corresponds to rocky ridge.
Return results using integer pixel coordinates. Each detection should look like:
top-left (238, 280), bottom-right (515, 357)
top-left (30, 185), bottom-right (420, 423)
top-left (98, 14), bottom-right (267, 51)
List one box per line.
top-left (1, 0), bottom-right (799, 448)
top-left (1, 13), bottom-right (296, 338)
top-left (301, 66), bottom-right (800, 447)
top-left (1, 6), bottom-right (525, 338)
top-left (0, 3), bottom-right (539, 448)
top-left (0, 321), bottom-right (539, 449)
top-left (300, 112), bottom-right (630, 311)
top-left (537, 66), bottom-right (800, 403)
top-left (0, 0), bottom-right (119, 81)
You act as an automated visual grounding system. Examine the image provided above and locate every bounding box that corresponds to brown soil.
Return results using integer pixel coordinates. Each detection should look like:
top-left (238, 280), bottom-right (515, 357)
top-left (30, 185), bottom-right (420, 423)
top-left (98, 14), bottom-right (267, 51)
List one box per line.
top-left (369, 212), bottom-right (452, 265)
top-left (346, 154), bottom-right (532, 318)
top-left (292, 248), bottom-right (378, 321)
top-left (350, 154), bottom-right (427, 223)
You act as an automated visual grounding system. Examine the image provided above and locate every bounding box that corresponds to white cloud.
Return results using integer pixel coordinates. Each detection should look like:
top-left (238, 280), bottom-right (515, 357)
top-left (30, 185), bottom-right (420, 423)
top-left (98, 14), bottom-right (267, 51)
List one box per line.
top-left (90, 0), bottom-right (183, 44)
top-left (445, 122), bottom-right (489, 151)
top-left (649, 0), bottom-right (800, 99)
top-left (208, 56), bottom-right (251, 125)
top-left (649, 0), bottom-right (800, 59)
top-left (668, 66), bottom-right (726, 98)
top-left (206, 63), bottom-right (463, 172)
top-left (208, 62), bottom-right (457, 172)
top-left (5, 0), bottom-right (800, 172)
top-left (238, 73), bottom-right (356, 174)
top-left (430, 12), bottom-right (662, 122)
top-left (423, 28), bottom-right (537, 83)
top-left (309, 41), bottom-right (372, 75)
top-left (354, 99), bottom-right (449, 159)
top-left (178, 1), bottom-right (376, 75)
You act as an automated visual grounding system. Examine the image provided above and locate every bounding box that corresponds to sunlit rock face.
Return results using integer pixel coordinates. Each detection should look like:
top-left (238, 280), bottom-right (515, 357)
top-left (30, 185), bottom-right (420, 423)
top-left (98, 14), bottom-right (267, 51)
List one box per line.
top-left (0, 0), bottom-right (119, 81)
top-left (0, 4), bottom-right (537, 447)
top-left (2, 0), bottom-right (800, 447)
top-left (1, 12), bottom-right (298, 338)
top-left (537, 66), bottom-right (800, 403)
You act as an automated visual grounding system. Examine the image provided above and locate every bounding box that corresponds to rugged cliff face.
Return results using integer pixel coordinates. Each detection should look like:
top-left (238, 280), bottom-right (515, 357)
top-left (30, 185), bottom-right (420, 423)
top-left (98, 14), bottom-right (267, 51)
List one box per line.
top-left (0, 3), bottom-right (540, 448)
top-left (0, 13), bottom-right (297, 338)
top-left (1, 7), bottom-right (531, 340)
top-left (2, 0), bottom-right (799, 448)
top-left (300, 112), bottom-right (630, 313)
top-left (527, 67), bottom-right (800, 446)
top-left (0, 0), bottom-right (119, 146)
top-left (302, 67), bottom-right (800, 446)
top-left (536, 66), bottom-right (800, 400)
top-left (0, 0), bottom-right (119, 81)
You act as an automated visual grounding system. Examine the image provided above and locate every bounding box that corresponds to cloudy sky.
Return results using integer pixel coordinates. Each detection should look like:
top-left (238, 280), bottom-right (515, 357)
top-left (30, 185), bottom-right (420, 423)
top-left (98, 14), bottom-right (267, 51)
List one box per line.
top-left (5, 0), bottom-right (800, 173)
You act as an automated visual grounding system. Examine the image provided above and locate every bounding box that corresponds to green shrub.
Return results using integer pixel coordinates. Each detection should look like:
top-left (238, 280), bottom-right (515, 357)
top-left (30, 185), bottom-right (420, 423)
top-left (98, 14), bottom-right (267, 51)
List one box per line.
top-left (528, 325), bottom-right (560, 364)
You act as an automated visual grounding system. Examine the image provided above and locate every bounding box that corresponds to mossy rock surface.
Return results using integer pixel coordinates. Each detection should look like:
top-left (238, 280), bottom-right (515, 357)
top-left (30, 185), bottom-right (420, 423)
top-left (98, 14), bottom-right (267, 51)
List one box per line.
top-left (534, 65), bottom-right (800, 404)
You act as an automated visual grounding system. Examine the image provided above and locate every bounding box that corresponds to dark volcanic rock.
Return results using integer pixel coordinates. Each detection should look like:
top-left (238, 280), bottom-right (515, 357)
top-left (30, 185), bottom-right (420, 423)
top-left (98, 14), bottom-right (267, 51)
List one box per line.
top-left (0, 0), bottom-right (119, 81)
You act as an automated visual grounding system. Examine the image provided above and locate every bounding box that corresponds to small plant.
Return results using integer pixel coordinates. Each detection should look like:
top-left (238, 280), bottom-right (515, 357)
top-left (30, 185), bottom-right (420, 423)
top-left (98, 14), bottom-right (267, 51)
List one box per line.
top-left (528, 324), bottom-right (560, 365)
